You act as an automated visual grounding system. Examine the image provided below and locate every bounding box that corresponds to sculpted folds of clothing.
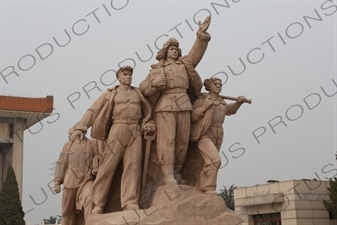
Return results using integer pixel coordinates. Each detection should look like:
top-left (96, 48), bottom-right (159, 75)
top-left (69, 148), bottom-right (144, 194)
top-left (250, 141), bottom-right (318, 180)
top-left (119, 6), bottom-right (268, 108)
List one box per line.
top-left (62, 187), bottom-right (93, 225)
top-left (75, 86), bottom-right (152, 140)
top-left (55, 140), bottom-right (94, 189)
top-left (63, 141), bottom-right (89, 189)
top-left (190, 99), bottom-right (213, 142)
top-left (112, 89), bottom-right (142, 120)
top-left (74, 91), bottom-right (112, 140)
top-left (197, 138), bottom-right (221, 192)
top-left (54, 138), bottom-right (95, 216)
top-left (139, 32), bottom-right (210, 186)
top-left (156, 111), bottom-right (190, 166)
top-left (163, 62), bottom-right (189, 89)
top-left (139, 34), bottom-right (209, 107)
top-left (190, 94), bottom-right (240, 142)
top-left (190, 93), bottom-right (242, 192)
top-left (187, 32), bottom-right (210, 67)
top-left (62, 188), bottom-right (77, 225)
top-left (79, 85), bottom-right (153, 211)
top-left (155, 61), bottom-right (192, 112)
top-left (91, 123), bottom-right (142, 208)
top-left (54, 142), bottom-right (71, 185)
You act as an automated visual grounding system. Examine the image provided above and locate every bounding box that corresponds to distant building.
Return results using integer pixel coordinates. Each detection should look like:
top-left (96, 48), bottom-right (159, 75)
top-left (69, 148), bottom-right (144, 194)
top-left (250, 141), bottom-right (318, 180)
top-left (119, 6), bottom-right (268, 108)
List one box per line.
top-left (234, 179), bottom-right (337, 225)
top-left (0, 95), bottom-right (53, 200)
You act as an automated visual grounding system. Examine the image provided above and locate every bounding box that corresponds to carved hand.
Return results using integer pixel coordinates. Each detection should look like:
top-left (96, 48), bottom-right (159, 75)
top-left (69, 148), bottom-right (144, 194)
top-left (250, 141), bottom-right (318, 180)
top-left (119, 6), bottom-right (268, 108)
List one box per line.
top-left (202, 97), bottom-right (213, 111)
top-left (151, 75), bottom-right (167, 89)
top-left (143, 123), bottom-right (156, 135)
top-left (198, 16), bottom-right (211, 33)
top-left (54, 184), bottom-right (61, 193)
top-left (70, 130), bottom-right (84, 141)
top-left (237, 95), bottom-right (247, 104)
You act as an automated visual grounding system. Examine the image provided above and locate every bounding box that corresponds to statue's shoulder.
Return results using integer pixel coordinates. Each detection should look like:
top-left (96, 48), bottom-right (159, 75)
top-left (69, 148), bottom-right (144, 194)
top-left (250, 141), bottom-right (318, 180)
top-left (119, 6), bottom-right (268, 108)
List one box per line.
top-left (219, 97), bottom-right (227, 105)
top-left (92, 86), bottom-right (118, 102)
top-left (62, 141), bottom-right (72, 150)
top-left (193, 93), bottom-right (208, 108)
top-left (150, 60), bottom-right (164, 69)
top-left (107, 85), bottom-right (119, 92)
top-left (198, 93), bottom-right (209, 100)
top-left (131, 86), bottom-right (145, 96)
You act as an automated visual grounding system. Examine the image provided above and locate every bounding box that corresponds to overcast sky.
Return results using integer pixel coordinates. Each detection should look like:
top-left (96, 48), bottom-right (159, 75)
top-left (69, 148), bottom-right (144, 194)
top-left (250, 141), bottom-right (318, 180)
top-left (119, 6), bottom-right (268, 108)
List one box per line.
top-left (0, 0), bottom-right (336, 223)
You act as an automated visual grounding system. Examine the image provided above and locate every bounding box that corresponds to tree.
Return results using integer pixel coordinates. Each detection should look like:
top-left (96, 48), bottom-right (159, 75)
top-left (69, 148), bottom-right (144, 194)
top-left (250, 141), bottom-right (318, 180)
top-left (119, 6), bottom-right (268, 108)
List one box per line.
top-left (219, 184), bottom-right (236, 211)
top-left (323, 177), bottom-right (337, 218)
top-left (43, 215), bottom-right (61, 224)
top-left (0, 165), bottom-right (25, 225)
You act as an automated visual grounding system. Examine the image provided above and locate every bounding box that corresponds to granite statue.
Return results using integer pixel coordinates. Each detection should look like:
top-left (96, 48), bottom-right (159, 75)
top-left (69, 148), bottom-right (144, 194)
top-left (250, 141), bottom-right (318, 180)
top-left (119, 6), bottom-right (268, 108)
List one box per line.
top-left (55, 15), bottom-right (253, 225)
top-left (139, 16), bottom-right (211, 186)
top-left (70, 66), bottom-right (155, 214)
top-left (190, 77), bottom-right (247, 195)
top-left (54, 126), bottom-right (96, 225)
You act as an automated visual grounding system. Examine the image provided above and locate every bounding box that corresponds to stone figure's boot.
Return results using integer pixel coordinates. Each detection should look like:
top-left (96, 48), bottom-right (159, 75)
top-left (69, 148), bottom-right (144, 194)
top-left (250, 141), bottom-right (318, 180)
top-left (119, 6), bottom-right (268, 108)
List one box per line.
top-left (161, 165), bottom-right (177, 186)
top-left (199, 160), bottom-right (219, 196)
top-left (174, 165), bottom-right (187, 185)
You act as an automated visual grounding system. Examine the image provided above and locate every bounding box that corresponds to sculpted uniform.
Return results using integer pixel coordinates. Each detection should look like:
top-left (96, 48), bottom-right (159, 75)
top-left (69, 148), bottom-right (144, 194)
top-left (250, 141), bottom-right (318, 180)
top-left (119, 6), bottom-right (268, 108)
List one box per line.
top-left (74, 85), bottom-right (152, 210)
top-left (54, 136), bottom-right (95, 225)
top-left (140, 31), bottom-right (211, 181)
top-left (190, 94), bottom-right (242, 192)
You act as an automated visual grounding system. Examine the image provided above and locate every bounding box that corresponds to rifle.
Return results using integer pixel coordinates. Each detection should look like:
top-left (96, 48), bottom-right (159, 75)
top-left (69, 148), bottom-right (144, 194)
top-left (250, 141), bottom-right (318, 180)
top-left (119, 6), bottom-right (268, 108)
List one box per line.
top-left (220, 95), bottom-right (252, 104)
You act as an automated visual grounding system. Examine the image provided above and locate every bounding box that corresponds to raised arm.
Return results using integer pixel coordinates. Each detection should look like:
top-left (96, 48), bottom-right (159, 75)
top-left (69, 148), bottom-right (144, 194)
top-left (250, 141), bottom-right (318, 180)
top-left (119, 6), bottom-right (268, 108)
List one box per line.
top-left (186, 16), bottom-right (211, 67)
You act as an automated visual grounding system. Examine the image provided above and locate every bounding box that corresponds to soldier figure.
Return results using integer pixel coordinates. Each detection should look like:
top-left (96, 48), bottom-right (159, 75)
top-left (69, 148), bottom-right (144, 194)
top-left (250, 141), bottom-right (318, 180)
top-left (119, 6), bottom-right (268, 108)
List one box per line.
top-left (70, 66), bottom-right (155, 214)
top-left (140, 17), bottom-right (211, 186)
top-left (190, 77), bottom-right (246, 194)
top-left (54, 126), bottom-right (96, 225)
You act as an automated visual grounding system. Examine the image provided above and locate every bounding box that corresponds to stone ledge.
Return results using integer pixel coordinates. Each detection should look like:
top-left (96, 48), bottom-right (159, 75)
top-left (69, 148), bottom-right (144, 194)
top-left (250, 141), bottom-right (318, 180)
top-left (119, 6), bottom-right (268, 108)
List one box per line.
top-left (87, 185), bottom-right (242, 225)
top-left (236, 193), bottom-right (284, 207)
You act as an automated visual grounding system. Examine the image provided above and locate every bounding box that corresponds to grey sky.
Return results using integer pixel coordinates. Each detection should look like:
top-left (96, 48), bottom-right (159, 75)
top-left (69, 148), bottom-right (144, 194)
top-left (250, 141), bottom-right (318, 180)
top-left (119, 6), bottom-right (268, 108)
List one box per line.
top-left (0, 0), bottom-right (336, 223)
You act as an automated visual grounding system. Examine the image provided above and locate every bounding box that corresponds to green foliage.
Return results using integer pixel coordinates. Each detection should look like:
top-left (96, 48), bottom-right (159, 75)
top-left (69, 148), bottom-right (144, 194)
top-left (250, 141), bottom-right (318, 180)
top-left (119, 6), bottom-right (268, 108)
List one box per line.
top-left (0, 165), bottom-right (25, 225)
top-left (219, 184), bottom-right (236, 211)
top-left (323, 177), bottom-right (337, 218)
top-left (43, 215), bottom-right (61, 224)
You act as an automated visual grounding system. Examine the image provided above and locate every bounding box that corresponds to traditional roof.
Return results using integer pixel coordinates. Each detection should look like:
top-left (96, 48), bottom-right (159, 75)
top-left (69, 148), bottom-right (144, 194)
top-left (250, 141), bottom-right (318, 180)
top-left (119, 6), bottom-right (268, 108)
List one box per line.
top-left (0, 95), bottom-right (54, 129)
top-left (0, 95), bottom-right (53, 113)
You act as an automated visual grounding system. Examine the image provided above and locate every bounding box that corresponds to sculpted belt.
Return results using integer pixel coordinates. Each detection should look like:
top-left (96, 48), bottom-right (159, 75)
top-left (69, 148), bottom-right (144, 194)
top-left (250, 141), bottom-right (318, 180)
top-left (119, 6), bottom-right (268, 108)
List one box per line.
top-left (162, 88), bottom-right (186, 95)
top-left (113, 119), bottom-right (139, 124)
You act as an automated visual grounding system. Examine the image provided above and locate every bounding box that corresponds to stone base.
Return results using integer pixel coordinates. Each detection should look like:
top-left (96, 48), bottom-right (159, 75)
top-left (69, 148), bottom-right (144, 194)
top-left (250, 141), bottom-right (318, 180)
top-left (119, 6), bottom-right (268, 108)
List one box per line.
top-left (87, 185), bottom-right (242, 225)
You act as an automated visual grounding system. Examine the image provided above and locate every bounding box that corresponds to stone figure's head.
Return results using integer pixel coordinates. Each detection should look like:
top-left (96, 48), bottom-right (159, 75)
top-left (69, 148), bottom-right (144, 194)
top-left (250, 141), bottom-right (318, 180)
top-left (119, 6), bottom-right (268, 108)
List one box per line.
top-left (204, 77), bottom-right (222, 94)
top-left (116, 65), bottom-right (133, 85)
top-left (156, 38), bottom-right (182, 61)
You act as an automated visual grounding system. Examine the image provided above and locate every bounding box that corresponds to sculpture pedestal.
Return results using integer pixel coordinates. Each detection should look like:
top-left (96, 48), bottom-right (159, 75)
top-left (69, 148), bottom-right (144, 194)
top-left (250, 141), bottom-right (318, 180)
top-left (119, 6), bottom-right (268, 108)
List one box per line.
top-left (87, 185), bottom-right (242, 225)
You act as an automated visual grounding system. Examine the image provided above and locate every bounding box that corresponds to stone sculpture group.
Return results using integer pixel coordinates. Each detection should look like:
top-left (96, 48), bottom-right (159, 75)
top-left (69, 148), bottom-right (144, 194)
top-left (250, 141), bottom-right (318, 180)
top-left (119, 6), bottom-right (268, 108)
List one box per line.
top-left (54, 16), bottom-right (251, 225)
